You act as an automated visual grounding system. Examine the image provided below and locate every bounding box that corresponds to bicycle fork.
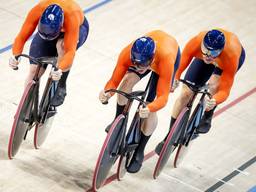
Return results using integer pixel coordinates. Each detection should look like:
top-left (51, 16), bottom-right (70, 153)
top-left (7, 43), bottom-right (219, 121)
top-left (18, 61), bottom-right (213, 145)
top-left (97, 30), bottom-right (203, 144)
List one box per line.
top-left (23, 83), bottom-right (39, 140)
top-left (110, 117), bottom-right (128, 157)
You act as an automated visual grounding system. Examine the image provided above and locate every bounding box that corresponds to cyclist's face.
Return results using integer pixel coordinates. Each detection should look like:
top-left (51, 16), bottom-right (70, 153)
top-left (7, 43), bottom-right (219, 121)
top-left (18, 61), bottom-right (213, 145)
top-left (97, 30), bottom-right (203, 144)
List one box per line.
top-left (133, 63), bottom-right (150, 74)
top-left (132, 58), bottom-right (153, 74)
top-left (201, 42), bottom-right (221, 64)
top-left (202, 54), bottom-right (215, 64)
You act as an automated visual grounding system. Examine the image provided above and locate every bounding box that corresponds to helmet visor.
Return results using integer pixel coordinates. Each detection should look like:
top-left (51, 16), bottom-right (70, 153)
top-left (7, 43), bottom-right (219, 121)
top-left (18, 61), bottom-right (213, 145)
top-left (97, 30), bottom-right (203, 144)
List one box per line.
top-left (201, 42), bottom-right (222, 58)
top-left (131, 52), bottom-right (153, 67)
top-left (38, 30), bottom-right (60, 41)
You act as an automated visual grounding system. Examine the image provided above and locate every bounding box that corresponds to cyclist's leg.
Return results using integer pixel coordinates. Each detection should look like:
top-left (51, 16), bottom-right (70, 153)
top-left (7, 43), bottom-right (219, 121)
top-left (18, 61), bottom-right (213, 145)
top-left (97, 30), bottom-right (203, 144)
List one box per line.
top-left (196, 74), bottom-right (219, 133)
top-left (173, 58), bottom-right (215, 126)
top-left (27, 33), bottom-right (57, 88)
top-left (105, 69), bottom-right (151, 132)
top-left (127, 112), bottom-right (157, 173)
top-left (25, 65), bottom-right (46, 88)
top-left (198, 46), bottom-right (246, 133)
top-left (155, 58), bottom-right (216, 153)
top-left (127, 72), bottom-right (158, 173)
top-left (139, 71), bottom-right (159, 136)
top-left (51, 17), bottom-right (89, 106)
top-left (114, 67), bottom-right (150, 116)
top-left (50, 38), bottom-right (68, 106)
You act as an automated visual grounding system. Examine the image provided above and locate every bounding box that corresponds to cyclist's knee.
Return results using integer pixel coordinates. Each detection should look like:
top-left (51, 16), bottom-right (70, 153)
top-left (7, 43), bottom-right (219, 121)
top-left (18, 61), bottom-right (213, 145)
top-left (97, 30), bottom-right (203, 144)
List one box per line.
top-left (117, 74), bottom-right (139, 104)
top-left (119, 73), bottom-right (139, 91)
top-left (28, 64), bottom-right (45, 79)
top-left (208, 75), bottom-right (220, 95)
top-left (29, 64), bottom-right (38, 73)
top-left (141, 113), bottom-right (158, 135)
top-left (178, 85), bottom-right (193, 102)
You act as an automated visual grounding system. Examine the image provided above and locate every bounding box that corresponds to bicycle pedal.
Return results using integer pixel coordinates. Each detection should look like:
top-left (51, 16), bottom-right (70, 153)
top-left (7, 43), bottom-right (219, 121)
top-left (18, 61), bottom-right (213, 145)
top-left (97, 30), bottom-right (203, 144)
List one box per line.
top-left (46, 110), bottom-right (57, 118)
top-left (191, 133), bottom-right (199, 140)
top-left (110, 152), bottom-right (119, 158)
top-left (24, 118), bottom-right (30, 123)
top-left (125, 144), bottom-right (138, 153)
top-left (28, 124), bottom-right (34, 130)
top-left (173, 142), bottom-right (179, 147)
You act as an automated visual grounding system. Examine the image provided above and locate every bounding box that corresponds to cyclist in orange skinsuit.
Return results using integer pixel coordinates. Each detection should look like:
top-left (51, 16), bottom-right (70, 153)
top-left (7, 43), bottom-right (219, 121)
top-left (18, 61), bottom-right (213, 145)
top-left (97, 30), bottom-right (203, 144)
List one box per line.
top-left (155, 29), bottom-right (246, 154)
top-left (99, 30), bottom-right (181, 173)
top-left (9, 0), bottom-right (89, 107)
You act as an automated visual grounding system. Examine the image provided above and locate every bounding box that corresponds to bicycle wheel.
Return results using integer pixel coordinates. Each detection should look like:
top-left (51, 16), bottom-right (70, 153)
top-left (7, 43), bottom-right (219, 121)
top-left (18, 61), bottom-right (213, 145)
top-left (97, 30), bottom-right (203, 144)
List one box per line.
top-left (153, 108), bottom-right (189, 179)
top-left (116, 154), bottom-right (127, 181)
top-left (173, 144), bottom-right (188, 168)
top-left (117, 112), bottom-right (141, 180)
top-left (34, 82), bottom-right (57, 149)
top-left (34, 115), bottom-right (55, 149)
top-left (173, 104), bottom-right (203, 168)
top-left (8, 82), bottom-right (36, 159)
top-left (92, 115), bottom-right (126, 191)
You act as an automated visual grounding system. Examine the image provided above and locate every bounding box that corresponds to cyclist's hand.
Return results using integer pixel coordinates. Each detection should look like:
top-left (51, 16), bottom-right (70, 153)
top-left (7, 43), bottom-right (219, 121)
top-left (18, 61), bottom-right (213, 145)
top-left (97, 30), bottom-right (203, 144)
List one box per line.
top-left (51, 68), bottom-right (62, 81)
top-left (171, 79), bottom-right (179, 92)
top-left (139, 106), bottom-right (150, 118)
top-left (99, 90), bottom-right (111, 104)
top-left (205, 96), bottom-right (216, 111)
top-left (9, 56), bottom-right (19, 70)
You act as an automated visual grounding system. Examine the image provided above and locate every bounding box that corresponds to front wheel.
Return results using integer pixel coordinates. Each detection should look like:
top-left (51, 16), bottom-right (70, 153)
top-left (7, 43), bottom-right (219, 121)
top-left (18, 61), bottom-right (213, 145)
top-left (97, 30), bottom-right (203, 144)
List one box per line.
top-left (153, 108), bottom-right (189, 179)
top-left (8, 82), bottom-right (36, 159)
top-left (92, 115), bottom-right (126, 191)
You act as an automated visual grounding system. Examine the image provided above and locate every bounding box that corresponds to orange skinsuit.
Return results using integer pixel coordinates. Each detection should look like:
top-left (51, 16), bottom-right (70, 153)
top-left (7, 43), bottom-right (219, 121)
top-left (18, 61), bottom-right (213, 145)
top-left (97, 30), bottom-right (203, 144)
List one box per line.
top-left (12, 0), bottom-right (84, 70)
top-left (104, 30), bottom-right (179, 112)
top-left (175, 29), bottom-right (243, 104)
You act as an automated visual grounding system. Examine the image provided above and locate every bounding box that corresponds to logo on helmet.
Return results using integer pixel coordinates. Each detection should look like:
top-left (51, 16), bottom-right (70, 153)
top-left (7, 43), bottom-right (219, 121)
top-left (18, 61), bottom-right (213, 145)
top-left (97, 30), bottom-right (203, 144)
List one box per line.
top-left (48, 14), bottom-right (55, 21)
top-left (140, 37), bottom-right (147, 42)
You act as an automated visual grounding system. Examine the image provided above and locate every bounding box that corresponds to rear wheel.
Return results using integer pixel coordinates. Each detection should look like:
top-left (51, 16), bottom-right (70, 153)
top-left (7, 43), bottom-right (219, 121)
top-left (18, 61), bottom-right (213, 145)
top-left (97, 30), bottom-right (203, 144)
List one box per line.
top-left (34, 83), bottom-right (57, 149)
top-left (92, 115), bottom-right (126, 191)
top-left (153, 108), bottom-right (189, 179)
top-left (34, 114), bottom-right (55, 149)
top-left (116, 154), bottom-right (127, 181)
top-left (173, 104), bottom-right (203, 168)
top-left (117, 112), bottom-right (141, 180)
top-left (8, 82), bottom-right (36, 159)
top-left (173, 144), bottom-right (190, 168)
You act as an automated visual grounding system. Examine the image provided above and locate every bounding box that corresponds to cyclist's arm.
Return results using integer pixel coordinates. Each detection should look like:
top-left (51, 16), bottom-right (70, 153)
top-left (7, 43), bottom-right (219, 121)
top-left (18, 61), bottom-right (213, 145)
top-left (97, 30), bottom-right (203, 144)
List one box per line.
top-left (104, 46), bottom-right (131, 91)
top-left (58, 14), bottom-right (80, 70)
top-left (213, 59), bottom-right (237, 104)
top-left (175, 35), bottom-right (199, 80)
top-left (12, 4), bottom-right (42, 55)
top-left (147, 56), bottom-right (173, 112)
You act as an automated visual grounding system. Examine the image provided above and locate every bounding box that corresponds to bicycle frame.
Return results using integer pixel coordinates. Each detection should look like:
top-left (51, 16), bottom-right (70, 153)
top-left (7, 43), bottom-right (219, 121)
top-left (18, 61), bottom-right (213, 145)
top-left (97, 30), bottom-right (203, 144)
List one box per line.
top-left (17, 54), bottom-right (57, 126)
top-left (106, 72), bottom-right (152, 159)
top-left (38, 78), bottom-right (57, 124)
top-left (111, 72), bottom-right (154, 157)
top-left (183, 93), bottom-right (206, 146)
top-left (178, 80), bottom-right (211, 146)
top-left (107, 91), bottom-right (145, 157)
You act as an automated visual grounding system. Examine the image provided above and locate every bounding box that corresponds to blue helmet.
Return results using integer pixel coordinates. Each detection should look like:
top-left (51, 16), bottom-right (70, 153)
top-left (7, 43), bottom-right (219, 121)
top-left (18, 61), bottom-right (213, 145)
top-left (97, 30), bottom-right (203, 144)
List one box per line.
top-left (131, 36), bottom-right (156, 67)
top-left (38, 4), bottom-right (64, 40)
top-left (203, 29), bottom-right (225, 51)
